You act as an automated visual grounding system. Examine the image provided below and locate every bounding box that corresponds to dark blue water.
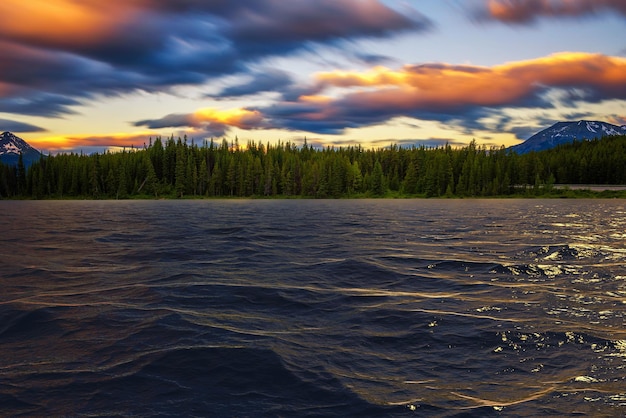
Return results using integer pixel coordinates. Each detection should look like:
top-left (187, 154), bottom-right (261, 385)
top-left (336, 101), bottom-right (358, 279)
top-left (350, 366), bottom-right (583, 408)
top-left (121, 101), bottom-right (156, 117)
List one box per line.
top-left (1, 199), bottom-right (625, 417)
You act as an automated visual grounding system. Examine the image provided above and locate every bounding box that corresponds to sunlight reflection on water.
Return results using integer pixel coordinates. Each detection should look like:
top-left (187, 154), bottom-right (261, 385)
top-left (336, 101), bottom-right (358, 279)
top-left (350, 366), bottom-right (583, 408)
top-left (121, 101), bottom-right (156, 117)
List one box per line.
top-left (0, 199), bottom-right (625, 416)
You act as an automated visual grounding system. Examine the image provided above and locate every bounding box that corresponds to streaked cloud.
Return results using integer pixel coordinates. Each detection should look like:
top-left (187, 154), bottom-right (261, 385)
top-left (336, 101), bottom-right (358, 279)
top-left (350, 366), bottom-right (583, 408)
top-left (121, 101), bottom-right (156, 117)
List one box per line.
top-left (0, 93), bottom-right (81, 118)
top-left (217, 69), bottom-right (294, 98)
top-left (0, 0), bottom-right (429, 117)
top-left (477, 0), bottom-right (626, 24)
top-left (1, 1), bottom-right (622, 151)
top-left (258, 52), bottom-right (626, 134)
top-left (133, 52), bottom-right (626, 139)
top-left (134, 108), bottom-right (266, 138)
top-left (0, 119), bottom-right (47, 133)
top-left (0, 1), bottom-right (136, 47)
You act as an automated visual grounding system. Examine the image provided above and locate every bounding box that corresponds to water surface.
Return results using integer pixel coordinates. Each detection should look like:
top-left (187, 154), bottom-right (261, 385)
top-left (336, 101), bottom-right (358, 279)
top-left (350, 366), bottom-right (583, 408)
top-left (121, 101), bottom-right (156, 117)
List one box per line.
top-left (1, 199), bottom-right (625, 417)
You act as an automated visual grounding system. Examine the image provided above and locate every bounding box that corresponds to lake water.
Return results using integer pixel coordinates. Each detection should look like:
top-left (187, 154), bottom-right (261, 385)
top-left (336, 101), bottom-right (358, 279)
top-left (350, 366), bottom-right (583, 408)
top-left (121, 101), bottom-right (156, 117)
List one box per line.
top-left (1, 199), bottom-right (625, 417)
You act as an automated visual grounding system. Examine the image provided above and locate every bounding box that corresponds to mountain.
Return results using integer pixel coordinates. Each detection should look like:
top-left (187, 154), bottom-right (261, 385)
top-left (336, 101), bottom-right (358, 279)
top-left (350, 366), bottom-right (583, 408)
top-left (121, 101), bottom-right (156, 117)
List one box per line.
top-left (0, 132), bottom-right (43, 167)
top-left (511, 120), bottom-right (626, 154)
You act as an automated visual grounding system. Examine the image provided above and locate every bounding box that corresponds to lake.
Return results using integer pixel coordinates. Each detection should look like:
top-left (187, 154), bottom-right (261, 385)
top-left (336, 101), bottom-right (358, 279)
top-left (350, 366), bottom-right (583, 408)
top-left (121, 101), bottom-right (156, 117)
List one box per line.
top-left (1, 199), bottom-right (625, 417)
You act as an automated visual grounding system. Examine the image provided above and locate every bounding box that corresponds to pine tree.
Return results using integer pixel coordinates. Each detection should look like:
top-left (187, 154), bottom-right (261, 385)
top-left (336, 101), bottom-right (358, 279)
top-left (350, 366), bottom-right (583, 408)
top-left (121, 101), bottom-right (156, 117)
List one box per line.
top-left (117, 162), bottom-right (128, 199)
top-left (199, 158), bottom-right (208, 196)
top-left (402, 160), bottom-right (418, 195)
top-left (175, 144), bottom-right (187, 198)
top-left (142, 154), bottom-right (159, 197)
top-left (105, 168), bottom-right (117, 198)
top-left (348, 160), bottom-right (363, 194)
top-left (226, 157), bottom-right (237, 196)
top-left (371, 160), bottom-right (385, 196)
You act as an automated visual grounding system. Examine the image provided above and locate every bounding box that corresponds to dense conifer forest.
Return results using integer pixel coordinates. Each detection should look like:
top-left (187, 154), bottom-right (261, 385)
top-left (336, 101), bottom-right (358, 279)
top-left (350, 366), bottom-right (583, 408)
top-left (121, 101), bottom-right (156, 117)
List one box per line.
top-left (1, 135), bottom-right (625, 199)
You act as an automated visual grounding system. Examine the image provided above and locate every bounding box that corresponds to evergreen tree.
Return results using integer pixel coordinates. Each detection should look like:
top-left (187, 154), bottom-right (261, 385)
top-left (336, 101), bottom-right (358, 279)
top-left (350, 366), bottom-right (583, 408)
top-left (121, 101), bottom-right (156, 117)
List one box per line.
top-left (5, 133), bottom-right (625, 200)
top-left (175, 143), bottom-right (187, 198)
top-left (371, 161), bottom-right (385, 196)
top-left (16, 153), bottom-right (27, 195)
top-left (348, 160), bottom-right (363, 194)
top-left (402, 160), bottom-right (418, 195)
top-left (105, 168), bottom-right (117, 198)
top-left (142, 154), bottom-right (159, 197)
top-left (117, 162), bottom-right (128, 199)
top-left (199, 158), bottom-right (208, 196)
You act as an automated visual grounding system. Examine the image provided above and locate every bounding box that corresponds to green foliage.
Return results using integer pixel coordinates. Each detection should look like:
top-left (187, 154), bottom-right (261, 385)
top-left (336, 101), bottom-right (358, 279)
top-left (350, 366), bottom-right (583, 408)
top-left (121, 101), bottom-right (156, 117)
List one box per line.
top-left (2, 135), bottom-right (625, 199)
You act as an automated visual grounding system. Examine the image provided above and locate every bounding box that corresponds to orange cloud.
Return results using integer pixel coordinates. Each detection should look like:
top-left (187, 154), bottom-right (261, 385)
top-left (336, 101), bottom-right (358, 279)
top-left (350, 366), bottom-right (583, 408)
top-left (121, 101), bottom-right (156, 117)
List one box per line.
top-left (261, 52), bottom-right (626, 135)
top-left (483, 0), bottom-right (626, 23)
top-left (0, 0), bottom-right (427, 119)
top-left (299, 95), bottom-right (333, 104)
top-left (191, 108), bottom-right (265, 130)
top-left (312, 52), bottom-right (626, 110)
top-left (315, 66), bottom-right (412, 88)
top-left (0, 1), bottom-right (142, 47)
top-left (132, 107), bottom-right (268, 138)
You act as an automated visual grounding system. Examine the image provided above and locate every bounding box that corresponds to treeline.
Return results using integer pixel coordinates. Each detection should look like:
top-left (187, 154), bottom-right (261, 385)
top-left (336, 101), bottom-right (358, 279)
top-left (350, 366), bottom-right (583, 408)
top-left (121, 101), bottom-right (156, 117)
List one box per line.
top-left (1, 135), bottom-right (625, 199)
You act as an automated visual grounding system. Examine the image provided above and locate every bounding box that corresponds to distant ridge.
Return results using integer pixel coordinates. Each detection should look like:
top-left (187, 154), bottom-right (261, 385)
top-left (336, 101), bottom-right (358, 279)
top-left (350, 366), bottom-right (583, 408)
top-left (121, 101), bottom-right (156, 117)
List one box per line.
top-left (0, 132), bottom-right (43, 167)
top-left (511, 120), bottom-right (626, 154)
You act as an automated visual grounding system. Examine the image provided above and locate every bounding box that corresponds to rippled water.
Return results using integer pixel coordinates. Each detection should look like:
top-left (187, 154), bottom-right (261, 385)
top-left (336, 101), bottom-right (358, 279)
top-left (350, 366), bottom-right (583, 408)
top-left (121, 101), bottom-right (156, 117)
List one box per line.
top-left (1, 199), bottom-right (625, 417)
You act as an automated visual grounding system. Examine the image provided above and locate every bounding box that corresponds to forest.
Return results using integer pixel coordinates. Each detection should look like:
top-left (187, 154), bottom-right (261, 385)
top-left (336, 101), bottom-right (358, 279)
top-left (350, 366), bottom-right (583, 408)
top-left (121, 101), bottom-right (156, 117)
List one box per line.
top-left (1, 134), bottom-right (625, 199)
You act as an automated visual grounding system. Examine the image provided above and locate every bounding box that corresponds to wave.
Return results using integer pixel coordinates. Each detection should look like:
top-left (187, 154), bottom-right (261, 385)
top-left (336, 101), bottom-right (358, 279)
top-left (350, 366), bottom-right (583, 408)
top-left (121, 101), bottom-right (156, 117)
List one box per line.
top-left (2, 345), bottom-right (399, 417)
top-left (0, 306), bottom-right (65, 339)
top-left (2, 199), bottom-right (625, 417)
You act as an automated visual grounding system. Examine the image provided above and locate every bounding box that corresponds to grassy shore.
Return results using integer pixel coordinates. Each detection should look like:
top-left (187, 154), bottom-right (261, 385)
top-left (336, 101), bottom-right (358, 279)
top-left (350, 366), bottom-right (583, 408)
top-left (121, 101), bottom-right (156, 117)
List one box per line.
top-left (5, 187), bottom-right (626, 200)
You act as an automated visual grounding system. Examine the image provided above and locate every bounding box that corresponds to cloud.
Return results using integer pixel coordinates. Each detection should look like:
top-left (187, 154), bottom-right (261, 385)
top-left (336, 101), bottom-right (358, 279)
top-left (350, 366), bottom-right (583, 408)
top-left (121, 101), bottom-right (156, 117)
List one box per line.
top-left (510, 125), bottom-right (542, 141)
top-left (134, 107), bottom-right (267, 138)
top-left (0, 40), bottom-right (144, 116)
top-left (132, 52), bottom-right (626, 139)
top-left (607, 115), bottom-right (626, 126)
top-left (218, 70), bottom-right (294, 98)
top-left (476, 0), bottom-right (626, 24)
top-left (0, 1), bottom-right (428, 116)
top-left (0, 119), bottom-right (47, 133)
top-left (0, 93), bottom-right (82, 117)
top-left (225, 1), bottom-right (431, 54)
top-left (313, 52), bottom-right (626, 107)
top-left (255, 52), bottom-right (626, 134)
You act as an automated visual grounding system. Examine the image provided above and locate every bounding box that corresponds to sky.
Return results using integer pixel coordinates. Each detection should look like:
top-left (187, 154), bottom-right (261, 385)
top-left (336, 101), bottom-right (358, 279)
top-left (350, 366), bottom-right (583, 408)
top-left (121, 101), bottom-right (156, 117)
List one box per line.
top-left (0, 0), bottom-right (625, 154)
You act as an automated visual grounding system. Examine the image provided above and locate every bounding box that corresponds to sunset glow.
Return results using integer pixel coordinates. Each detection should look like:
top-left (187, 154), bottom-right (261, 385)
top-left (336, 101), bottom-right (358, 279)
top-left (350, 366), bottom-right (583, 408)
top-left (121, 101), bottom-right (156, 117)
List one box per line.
top-left (311, 52), bottom-right (626, 109)
top-left (0, 0), bottom-right (623, 152)
top-left (0, 1), bottom-right (138, 46)
top-left (28, 131), bottom-right (158, 154)
top-left (193, 108), bottom-right (265, 130)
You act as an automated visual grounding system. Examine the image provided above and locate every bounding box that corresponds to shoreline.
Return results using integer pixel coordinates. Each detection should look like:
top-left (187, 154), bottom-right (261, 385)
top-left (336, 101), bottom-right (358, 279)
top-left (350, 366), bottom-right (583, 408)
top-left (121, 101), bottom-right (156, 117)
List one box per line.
top-left (2, 189), bottom-right (626, 201)
top-left (553, 184), bottom-right (626, 191)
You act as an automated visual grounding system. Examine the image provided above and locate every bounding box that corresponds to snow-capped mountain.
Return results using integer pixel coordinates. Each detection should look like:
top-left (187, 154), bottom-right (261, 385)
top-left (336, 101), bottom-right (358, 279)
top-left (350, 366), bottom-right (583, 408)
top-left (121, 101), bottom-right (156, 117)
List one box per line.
top-left (0, 132), bottom-right (43, 166)
top-left (511, 120), bottom-right (626, 154)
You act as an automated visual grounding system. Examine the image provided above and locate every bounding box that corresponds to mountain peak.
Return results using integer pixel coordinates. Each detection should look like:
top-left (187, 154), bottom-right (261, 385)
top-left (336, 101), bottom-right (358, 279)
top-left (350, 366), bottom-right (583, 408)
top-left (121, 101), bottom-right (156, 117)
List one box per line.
top-left (511, 120), bottom-right (626, 154)
top-left (0, 131), bottom-right (43, 166)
